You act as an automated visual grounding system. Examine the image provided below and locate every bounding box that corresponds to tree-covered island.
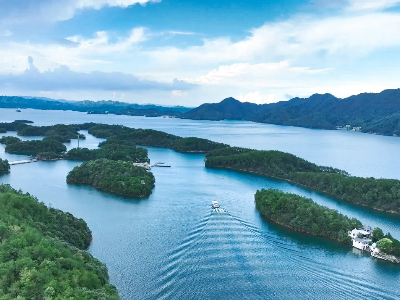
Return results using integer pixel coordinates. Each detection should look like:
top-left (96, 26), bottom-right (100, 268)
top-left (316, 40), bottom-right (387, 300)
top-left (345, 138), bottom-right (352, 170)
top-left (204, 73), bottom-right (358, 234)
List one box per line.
top-left (255, 189), bottom-right (400, 262)
top-left (67, 159), bottom-right (155, 198)
top-left (255, 189), bottom-right (361, 245)
top-left (0, 184), bottom-right (120, 299)
top-left (0, 159), bottom-right (10, 176)
top-left (205, 148), bottom-right (400, 214)
top-left (3, 121), bottom-right (400, 213)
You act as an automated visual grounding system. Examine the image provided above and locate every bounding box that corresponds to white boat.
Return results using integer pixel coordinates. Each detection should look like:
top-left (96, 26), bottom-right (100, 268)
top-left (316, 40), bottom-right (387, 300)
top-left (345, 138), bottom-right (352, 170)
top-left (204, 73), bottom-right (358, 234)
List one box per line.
top-left (212, 201), bottom-right (219, 209)
top-left (152, 162), bottom-right (171, 167)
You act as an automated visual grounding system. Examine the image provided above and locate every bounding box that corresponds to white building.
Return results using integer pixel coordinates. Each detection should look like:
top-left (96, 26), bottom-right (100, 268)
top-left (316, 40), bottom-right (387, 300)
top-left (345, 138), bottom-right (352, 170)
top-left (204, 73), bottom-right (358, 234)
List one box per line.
top-left (348, 228), bottom-right (371, 239)
top-left (353, 238), bottom-right (371, 251)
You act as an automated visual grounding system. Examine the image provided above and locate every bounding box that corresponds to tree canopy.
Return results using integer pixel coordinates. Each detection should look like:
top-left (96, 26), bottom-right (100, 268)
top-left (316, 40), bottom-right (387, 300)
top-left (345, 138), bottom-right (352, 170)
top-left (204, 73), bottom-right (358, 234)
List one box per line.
top-left (0, 185), bottom-right (120, 299)
top-left (67, 159), bottom-right (155, 198)
top-left (206, 148), bottom-right (400, 214)
top-left (255, 189), bottom-right (362, 245)
top-left (0, 159), bottom-right (10, 176)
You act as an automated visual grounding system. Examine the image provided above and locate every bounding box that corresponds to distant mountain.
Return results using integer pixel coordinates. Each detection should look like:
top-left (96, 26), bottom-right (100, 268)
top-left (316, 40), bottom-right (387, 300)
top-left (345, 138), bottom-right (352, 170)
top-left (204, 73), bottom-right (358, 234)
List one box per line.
top-left (2, 89), bottom-right (400, 136)
top-left (0, 96), bottom-right (191, 117)
top-left (182, 89), bottom-right (400, 136)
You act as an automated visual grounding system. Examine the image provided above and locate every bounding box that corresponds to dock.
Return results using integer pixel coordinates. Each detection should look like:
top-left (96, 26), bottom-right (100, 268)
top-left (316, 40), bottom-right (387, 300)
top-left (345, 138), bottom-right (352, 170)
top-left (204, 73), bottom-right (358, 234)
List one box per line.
top-left (9, 159), bottom-right (37, 165)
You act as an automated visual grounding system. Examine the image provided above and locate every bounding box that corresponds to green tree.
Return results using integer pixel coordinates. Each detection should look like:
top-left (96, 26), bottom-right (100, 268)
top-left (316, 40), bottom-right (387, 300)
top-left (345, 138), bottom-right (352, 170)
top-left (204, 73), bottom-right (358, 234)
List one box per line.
top-left (372, 227), bottom-right (384, 242)
top-left (377, 238), bottom-right (393, 253)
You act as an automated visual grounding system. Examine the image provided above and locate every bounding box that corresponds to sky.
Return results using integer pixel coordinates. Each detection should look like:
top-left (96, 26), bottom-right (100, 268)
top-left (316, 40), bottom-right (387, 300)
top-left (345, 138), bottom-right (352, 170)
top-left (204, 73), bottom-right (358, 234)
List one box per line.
top-left (1, 0), bottom-right (400, 106)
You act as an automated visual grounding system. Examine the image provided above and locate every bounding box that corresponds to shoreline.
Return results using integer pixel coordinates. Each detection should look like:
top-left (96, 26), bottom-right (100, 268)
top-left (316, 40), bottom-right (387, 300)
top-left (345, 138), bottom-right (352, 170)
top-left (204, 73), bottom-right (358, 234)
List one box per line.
top-left (207, 165), bottom-right (400, 215)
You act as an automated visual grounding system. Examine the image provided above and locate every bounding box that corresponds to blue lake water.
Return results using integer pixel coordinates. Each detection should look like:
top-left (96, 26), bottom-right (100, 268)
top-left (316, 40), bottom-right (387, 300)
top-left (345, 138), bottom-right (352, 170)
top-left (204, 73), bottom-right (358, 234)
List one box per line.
top-left (1, 108), bottom-right (400, 299)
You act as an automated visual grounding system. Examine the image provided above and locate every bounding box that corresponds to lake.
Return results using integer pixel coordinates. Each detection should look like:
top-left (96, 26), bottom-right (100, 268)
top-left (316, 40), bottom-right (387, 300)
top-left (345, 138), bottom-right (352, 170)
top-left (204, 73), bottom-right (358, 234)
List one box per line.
top-left (1, 108), bottom-right (400, 299)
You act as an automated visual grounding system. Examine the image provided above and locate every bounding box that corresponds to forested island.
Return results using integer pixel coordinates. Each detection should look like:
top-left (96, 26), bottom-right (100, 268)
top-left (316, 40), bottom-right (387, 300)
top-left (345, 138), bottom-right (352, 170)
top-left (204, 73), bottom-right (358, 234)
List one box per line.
top-left (205, 148), bottom-right (400, 214)
top-left (0, 184), bottom-right (119, 299)
top-left (255, 189), bottom-right (400, 259)
top-left (2, 121), bottom-right (400, 212)
top-left (86, 123), bottom-right (228, 153)
top-left (255, 189), bottom-right (361, 245)
top-left (0, 159), bottom-right (10, 176)
top-left (67, 159), bottom-right (155, 198)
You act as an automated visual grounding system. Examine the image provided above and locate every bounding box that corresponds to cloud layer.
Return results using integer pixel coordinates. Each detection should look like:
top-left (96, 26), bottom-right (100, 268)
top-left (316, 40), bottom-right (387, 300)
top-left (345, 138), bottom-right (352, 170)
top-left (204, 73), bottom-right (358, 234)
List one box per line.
top-left (0, 0), bottom-right (159, 27)
top-left (0, 57), bottom-right (194, 92)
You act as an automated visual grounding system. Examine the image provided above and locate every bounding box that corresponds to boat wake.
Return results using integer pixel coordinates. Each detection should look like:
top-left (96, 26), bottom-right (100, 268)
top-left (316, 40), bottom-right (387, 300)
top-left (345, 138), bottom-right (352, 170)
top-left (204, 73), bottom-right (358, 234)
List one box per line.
top-left (148, 206), bottom-right (400, 300)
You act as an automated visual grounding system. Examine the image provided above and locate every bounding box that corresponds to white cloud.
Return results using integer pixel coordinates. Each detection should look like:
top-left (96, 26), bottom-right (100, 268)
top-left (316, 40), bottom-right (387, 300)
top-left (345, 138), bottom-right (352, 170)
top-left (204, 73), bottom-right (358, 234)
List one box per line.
top-left (0, 56), bottom-right (195, 93)
top-left (146, 11), bottom-right (400, 69)
top-left (346, 0), bottom-right (400, 12)
top-left (184, 61), bottom-right (330, 87)
top-left (0, 0), bottom-right (160, 27)
top-left (168, 31), bottom-right (196, 35)
top-left (171, 90), bottom-right (188, 97)
top-left (66, 27), bottom-right (148, 55)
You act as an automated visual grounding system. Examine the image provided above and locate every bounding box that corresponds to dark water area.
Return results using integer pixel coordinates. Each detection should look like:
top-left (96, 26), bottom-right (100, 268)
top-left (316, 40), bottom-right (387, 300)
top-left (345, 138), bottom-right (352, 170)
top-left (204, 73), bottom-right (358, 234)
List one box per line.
top-left (1, 108), bottom-right (400, 299)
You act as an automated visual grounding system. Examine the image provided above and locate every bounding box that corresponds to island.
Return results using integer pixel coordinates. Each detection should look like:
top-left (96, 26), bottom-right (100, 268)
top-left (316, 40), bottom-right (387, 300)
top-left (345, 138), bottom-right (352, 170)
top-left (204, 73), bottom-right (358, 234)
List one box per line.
top-left (67, 159), bottom-right (155, 198)
top-left (255, 188), bottom-right (361, 245)
top-left (2, 120), bottom-right (400, 213)
top-left (0, 159), bottom-right (10, 176)
top-left (65, 144), bottom-right (149, 163)
top-left (3, 138), bottom-right (67, 155)
top-left (205, 148), bottom-right (400, 214)
top-left (0, 184), bottom-right (119, 299)
top-left (255, 189), bottom-right (400, 263)
top-left (87, 124), bottom-right (228, 153)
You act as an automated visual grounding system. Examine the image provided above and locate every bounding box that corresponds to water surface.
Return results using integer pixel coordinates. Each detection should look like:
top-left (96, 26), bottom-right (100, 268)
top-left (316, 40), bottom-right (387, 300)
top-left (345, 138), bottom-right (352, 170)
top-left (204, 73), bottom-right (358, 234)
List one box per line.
top-left (1, 109), bottom-right (399, 299)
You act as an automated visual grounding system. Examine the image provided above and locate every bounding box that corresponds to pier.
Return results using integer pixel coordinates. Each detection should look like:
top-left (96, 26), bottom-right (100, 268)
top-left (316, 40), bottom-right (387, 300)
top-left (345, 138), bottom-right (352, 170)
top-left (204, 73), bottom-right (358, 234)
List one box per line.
top-left (9, 159), bottom-right (37, 165)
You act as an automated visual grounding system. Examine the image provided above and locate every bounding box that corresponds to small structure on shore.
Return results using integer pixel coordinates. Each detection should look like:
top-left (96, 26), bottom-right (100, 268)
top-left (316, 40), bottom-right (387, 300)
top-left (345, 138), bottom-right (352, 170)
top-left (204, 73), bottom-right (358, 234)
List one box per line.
top-left (133, 162), bottom-right (151, 170)
top-left (348, 226), bottom-right (400, 263)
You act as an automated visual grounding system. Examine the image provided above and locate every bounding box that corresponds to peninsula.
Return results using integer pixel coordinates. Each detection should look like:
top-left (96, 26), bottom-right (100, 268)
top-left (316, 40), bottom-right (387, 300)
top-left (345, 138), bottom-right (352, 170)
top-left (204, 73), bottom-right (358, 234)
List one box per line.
top-left (205, 148), bottom-right (400, 214)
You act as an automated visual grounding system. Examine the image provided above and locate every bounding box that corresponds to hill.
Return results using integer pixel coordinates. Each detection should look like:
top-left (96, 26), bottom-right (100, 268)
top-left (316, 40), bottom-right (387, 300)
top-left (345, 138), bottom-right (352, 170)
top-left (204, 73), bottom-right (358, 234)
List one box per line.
top-left (183, 89), bottom-right (400, 136)
top-left (0, 96), bottom-right (191, 117)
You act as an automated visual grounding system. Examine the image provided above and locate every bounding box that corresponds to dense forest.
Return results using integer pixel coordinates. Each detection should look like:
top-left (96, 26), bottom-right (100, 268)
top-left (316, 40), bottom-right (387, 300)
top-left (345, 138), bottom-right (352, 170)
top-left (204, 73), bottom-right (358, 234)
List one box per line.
top-left (255, 189), bottom-right (362, 245)
top-left (67, 159), bottom-right (155, 198)
top-left (86, 123), bottom-right (227, 153)
top-left (182, 89), bottom-right (400, 136)
top-left (4, 139), bottom-right (67, 155)
top-left (65, 144), bottom-right (149, 163)
top-left (0, 96), bottom-right (190, 116)
top-left (0, 184), bottom-right (119, 299)
top-left (0, 122), bottom-right (84, 143)
top-left (3, 120), bottom-right (400, 212)
top-left (0, 159), bottom-right (10, 176)
top-left (205, 148), bottom-right (400, 214)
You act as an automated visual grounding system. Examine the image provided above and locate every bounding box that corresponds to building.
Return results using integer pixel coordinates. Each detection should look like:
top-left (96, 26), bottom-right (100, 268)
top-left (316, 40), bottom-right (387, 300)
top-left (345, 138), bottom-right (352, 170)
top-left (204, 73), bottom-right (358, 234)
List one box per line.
top-left (348, 228), bottom-right (371, 239)
top-left (353, 238), bottom-right (371, 251)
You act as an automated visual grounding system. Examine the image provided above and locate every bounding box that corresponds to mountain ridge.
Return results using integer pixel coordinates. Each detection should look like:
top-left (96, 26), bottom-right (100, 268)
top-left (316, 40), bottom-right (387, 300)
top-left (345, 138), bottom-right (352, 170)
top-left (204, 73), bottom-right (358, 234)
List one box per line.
top-left (182, 89), bottom-right (400, 136)
top-left (2, 88), bottom-right (400, 136)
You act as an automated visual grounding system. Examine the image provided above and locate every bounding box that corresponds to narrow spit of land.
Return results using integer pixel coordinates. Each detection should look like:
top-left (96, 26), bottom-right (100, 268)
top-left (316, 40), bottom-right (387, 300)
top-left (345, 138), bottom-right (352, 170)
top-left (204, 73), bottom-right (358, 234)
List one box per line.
top-left (205, 147), bottom-right (400, 215)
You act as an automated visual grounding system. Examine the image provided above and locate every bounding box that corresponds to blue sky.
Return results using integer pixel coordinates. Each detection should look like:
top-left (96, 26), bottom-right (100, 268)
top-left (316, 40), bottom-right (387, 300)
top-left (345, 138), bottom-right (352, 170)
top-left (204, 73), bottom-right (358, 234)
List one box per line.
top-left (1, 0), bottom-right (400, 105)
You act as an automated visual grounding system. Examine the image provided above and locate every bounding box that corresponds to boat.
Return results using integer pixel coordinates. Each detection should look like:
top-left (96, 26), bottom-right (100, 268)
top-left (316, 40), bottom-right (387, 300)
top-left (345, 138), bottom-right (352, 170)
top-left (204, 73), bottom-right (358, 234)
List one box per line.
top-left (16, 109), bottom-right (21, 112)
top-left (212, 201), bottom-right (219, 209)
top-left (152, 162), bottom-right (171, 167)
